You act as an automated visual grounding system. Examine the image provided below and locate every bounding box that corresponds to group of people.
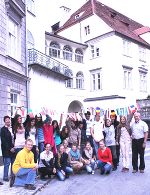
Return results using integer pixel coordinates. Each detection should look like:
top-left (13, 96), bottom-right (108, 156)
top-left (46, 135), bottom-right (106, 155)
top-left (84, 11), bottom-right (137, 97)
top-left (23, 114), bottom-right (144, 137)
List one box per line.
top-left (0, 109), bottom-right (148, 190)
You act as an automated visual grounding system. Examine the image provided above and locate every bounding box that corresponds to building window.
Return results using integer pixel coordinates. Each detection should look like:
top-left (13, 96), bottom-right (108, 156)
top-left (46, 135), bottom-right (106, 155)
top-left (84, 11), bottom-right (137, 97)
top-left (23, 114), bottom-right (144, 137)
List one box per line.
top-left (96, 48), bottom-right (100, 57)
top-left (8, 18), bottom-right (20, 60)
top-left (91, 45), bottom-right (94, 58)
top-left (85, 25), bottom-right (90, 35)
top-left (139, 72), bottom-right (147, 92)
top-left (27, 30), bottom-right (34, 49)
top-left (66, 79), bottom-right (73, 88)
top-left (139, 46), bottom-right (146, 62)
top-left (90, 69), bottom-right (102, 91)
top-left (63, 45), bottom-right (72, 61)
top-left (123, 69), bottom-right (132, 89)
top-left (76, 71), bottom-right (84, 89)
top-left (75, 49), bottom-right (83, 63)
top-left (49, 41), bottom-right (60, 58)
top-left (10, 92), bottom-right (19, 116)
top-left (27, 0), bottom-right (35, 14)
top-left (123, 39), bottom-right (131, 56)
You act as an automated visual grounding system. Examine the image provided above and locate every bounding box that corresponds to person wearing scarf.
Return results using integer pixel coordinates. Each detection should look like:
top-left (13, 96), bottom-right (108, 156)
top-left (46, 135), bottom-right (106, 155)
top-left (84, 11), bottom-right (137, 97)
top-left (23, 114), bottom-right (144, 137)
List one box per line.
top-left (55, 145), bottom-right (73, 181)
top-left (68, 143), bottom-right (83, 173)
top-left (82, 142), bottom-right (96, 174)
top-left (116, 113), bottom-right (133, 172)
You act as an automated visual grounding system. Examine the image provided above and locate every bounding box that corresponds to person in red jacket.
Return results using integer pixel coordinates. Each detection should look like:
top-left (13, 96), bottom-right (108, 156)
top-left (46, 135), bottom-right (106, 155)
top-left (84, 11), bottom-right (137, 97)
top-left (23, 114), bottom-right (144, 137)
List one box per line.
top-left (97, 140), bottom-right (112, 175)
top-left (43, 115), bottom-right (56, 154)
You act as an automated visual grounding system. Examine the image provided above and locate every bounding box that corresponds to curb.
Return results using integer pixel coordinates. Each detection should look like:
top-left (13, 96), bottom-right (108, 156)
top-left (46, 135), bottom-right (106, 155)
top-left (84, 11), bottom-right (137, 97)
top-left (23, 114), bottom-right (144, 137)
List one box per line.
top-left (32, 179), bottom-right (51, 195)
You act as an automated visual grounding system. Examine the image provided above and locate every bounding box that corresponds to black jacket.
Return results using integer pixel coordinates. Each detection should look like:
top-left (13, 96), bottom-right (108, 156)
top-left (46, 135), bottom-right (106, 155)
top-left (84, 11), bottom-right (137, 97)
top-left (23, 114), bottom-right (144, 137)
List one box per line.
top-left (55, 152), bottom-right (70, 171)
top-left (1, 126), bottom-right (14, 157)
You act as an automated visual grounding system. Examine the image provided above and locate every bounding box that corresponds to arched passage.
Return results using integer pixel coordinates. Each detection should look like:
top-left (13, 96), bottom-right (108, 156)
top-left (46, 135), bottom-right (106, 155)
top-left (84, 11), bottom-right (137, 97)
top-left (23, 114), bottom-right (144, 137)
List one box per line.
top-left (68, 100), bottom-right (83, 113)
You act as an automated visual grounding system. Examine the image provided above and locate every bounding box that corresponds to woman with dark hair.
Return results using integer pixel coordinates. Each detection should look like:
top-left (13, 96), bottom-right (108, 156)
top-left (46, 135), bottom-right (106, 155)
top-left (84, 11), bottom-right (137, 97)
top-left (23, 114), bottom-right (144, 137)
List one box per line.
top-left (60, 126), bottom-right (69, 142)
top-left (38, 144), bottom-right (56, 180)
top-left (26, 118), bottom-right (38, 163)
top-left (13, 115), bottom-right (28, 155)
top-left (66, 117), bottom-right (81, 149)
top-left (52, 120), bottom-right (61, 150)
top-left (35, 114), bottom-right (44, 154)
top-left (55, 144), bottom-right (73, 181)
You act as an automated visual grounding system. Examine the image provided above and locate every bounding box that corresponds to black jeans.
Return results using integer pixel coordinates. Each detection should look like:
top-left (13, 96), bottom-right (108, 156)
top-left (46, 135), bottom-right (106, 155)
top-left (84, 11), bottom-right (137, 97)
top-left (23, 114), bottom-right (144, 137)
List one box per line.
top-left (116, 145), bottom-right (120, 164)
top-left (38, 167), bottom-right (53, 177)
top-left (132, 138), bottom-right (145, 170)
top-left (108, 145), bottom-right (117, 168)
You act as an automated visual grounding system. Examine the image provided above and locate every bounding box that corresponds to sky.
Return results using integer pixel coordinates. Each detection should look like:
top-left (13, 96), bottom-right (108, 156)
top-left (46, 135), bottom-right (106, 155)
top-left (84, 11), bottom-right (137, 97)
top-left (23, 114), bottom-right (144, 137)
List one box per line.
top-left (56, 0), bottom-right (150, 26)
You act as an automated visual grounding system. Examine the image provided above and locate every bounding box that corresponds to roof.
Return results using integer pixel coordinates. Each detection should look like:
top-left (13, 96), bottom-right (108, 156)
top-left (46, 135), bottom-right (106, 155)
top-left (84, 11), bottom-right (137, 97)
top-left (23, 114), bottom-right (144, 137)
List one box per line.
top-left (57, 0), bottom-right (150, 47)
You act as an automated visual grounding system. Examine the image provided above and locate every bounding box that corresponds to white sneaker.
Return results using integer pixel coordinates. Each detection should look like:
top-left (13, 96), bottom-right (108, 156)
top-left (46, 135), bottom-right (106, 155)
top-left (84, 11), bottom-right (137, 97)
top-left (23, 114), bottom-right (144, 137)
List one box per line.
top-left (91, 171), bottom-right (95, 175)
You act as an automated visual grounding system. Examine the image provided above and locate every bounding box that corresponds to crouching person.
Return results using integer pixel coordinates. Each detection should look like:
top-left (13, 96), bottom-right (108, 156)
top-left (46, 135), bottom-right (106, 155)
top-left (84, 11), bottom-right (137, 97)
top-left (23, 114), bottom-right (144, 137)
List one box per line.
top-left (12, 139), bottom-right (38, 190)
top-left (82, 141), bottom-right (96, 174)
top-left (55, 144), bottom-right (73, 181)
top-left (97, 140), bottom-right (112, 175)
top-left (69, 143), bottom-right (83, 173)
top-left (38, 143), bottom-right (56, 180)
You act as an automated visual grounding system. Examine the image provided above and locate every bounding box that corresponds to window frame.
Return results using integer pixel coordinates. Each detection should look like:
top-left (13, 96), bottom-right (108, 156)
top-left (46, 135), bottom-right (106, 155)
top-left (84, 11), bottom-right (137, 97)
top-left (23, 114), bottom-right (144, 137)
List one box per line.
top-left (123, 68), bottom-right (132, 90)
top-left (10, 92), bottom-right (20, 117)
top-left (139, 71), bottom-right (147, 92)
top-left (76, 72), bottom-right (84, 89)
top-left (90, 69), bottom-right (102, 91)
top-left (63, 45), bottom-right (72, 61)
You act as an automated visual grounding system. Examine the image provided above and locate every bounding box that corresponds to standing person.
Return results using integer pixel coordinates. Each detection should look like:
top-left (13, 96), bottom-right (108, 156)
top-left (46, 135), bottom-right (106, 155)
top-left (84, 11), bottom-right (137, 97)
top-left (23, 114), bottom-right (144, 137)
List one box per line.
top-left (78, 121), bottom-right (86, 153)
top-left (60, 126), bottom-right (69, 142)
top-left (66, 118), bottom-right (81, 149)
top-left (68, 143), bottom-right (83, 173)
top-left (91, 114), bottom-right (104, 158)
top-left (81, 111), bottom-right (93, 147)
top-left (97, 140), bottom-right (112, 175)
top-left (38, 143), bottom-right (56, 180)
top-left (1, 116), bottom-right (15, 182)
top-left (103, 119), bottom-right (117, 171)
top-left (82, 142), bottom-right (96, 174)
top-left (26, 117), bottom-right (38, 163)
top-left (13, 115), bottom-right (27, 155)
top-left (110, 112), bottom-right (120, 165)
top-left (43, 115), bottom-right (56, 154)
top-left (116, 114), bottom-right (133, 172)
top-left (12, 139), bottom-right (38, 190)
top-left (55, 145), bottom-right (73, 181)
top-left (35, 114), bottom-right (44, 154)
top-left (52, 120), bottom-right (61, 150)
top-left (131, 112), bottom-right (148, 173)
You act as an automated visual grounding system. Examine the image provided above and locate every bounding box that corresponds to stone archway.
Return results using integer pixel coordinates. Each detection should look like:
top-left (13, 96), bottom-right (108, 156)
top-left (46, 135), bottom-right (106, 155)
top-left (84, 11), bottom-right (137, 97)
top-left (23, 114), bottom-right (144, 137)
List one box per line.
top-left (68, 100), bottom-right (83, 113)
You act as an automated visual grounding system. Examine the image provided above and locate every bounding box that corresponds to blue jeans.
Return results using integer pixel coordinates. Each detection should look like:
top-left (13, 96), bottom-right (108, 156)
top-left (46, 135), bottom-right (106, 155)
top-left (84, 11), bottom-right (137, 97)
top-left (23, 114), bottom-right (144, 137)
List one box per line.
top-left (3, 157), bottom-right (14, 180)
top-left (97, 160), bottom-right (112, 174)
top-left (14, 168), bottom-right (36, 186)
top-left (93, 140), bottom-right (99, 159)
top-left (85, 159), bottom-right (96, 173)
top-left (57, 167), bottom-right (73, 181)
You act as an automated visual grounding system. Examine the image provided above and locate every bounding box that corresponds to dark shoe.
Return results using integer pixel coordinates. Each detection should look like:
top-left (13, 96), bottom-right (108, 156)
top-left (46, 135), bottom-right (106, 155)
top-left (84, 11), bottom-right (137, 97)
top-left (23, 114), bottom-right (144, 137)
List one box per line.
top-left (112, 167), bottom-right (117, 171)
top-left (3, 178), bottom-right (9, 182)
top-left (106, 170), bottom-right (110, 175)
top-left (124, 168), bottom-right (129, 172)
top-left (40, 176), bottom-right (47, 181)
top-left (121, 168), bottom-right (126, 172)
top-left (0, 181), bottom-right (3, 185)
top-left (132, 170), bottom-right (138, 173)
top-left (10, 175), bottom-right (15, 187)
top-left (65, 174), bottom-right (69, 179)
top-left (140, 170), bottom-right (144, 173)
top-left (25, 184), bottom-right (36, 190)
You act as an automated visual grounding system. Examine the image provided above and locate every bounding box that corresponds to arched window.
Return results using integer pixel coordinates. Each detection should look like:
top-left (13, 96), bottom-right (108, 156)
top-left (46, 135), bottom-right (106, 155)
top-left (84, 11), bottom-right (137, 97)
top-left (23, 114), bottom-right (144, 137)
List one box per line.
top-left (49, 41), bottom-right (60, 58)
top-left (27, 30), bottom-right (34, 49)
top-left (63, 45), bottom-right (72, 61)
top-left (66, 71), bottom-right (73, 88)
top-left (76, 71), bottom-right (84, 89)
top-left (75, 48), bottom-right (83, 63)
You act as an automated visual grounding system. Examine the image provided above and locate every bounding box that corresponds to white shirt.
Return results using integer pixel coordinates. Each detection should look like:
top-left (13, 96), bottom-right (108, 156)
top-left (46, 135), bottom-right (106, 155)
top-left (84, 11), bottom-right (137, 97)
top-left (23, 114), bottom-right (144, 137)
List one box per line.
top-left (103, 125), bottom-right (116, 146)
top-left (93, 120), bottom-right (104, 142)
top-left (29, 127), bottom-right (37, 145)
top-left (39, 150), bottom-right (54, 168)
top-left (131, 120), bottom-right (148, 139)
top-left (86, 119), bottom-right (93, 136)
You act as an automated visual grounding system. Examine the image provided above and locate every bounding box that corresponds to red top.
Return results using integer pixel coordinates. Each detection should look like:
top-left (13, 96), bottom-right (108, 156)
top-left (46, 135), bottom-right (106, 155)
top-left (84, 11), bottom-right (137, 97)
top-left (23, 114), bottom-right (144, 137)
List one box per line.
top-left (98, 147), bottom-right (112, 164)
top-left (43, 124), bottom-right (55, 147)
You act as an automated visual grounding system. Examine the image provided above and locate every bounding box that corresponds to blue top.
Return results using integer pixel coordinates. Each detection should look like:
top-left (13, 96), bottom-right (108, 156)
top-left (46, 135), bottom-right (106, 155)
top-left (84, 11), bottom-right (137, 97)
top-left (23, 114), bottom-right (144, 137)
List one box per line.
top-left (54, 132), bottom-right (61, 146)
top-left (37, 127), bottom-right (44, 143)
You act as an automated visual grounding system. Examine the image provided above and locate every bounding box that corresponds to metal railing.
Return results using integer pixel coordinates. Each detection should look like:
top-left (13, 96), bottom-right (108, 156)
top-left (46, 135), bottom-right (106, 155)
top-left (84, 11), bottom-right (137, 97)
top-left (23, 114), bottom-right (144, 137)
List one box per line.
top-left (28, 48), bottom-right (72, 78)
